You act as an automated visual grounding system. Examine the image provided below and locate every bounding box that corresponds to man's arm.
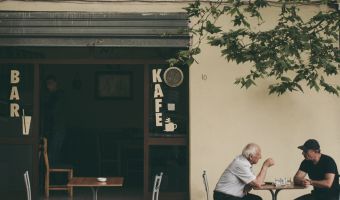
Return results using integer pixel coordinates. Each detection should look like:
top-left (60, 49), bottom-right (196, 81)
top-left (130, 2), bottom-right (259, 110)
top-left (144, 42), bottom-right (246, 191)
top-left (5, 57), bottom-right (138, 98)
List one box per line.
top-left (249, 158), bottom-right (275, 188)
top-left (310, 173), bottom-right (335, 189)
top-left (294, 170), bottom-right (308, 186)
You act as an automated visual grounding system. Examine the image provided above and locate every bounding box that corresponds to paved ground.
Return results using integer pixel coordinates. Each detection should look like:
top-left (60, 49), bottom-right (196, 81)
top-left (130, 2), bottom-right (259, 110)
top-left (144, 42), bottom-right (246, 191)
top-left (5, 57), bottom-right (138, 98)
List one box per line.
top-left (39, 188), bottom-right (143, 200)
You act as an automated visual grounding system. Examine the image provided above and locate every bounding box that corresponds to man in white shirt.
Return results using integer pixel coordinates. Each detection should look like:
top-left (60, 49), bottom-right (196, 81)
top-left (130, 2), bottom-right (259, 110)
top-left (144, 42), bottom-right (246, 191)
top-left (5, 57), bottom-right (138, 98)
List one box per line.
top-left (214, 143), bottom-right (275, 200)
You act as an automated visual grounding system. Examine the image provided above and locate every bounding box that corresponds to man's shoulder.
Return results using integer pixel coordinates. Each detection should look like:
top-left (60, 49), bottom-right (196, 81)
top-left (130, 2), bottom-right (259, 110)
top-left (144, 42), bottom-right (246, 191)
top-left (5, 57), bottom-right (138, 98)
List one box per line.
top-left (231, 155), bottom-right (251, 167)
top-left (321, 154), bottom-right (337, 165)
top-left (300, 158), bottom-right (312, 168)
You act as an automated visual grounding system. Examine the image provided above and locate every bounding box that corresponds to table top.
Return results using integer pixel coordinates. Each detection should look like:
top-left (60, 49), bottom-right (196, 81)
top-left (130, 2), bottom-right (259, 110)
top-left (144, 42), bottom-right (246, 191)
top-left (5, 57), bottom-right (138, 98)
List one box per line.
top-left (67, 177), bottom-right (124, 187)
top-left (255, 182), bottom-right (305, 190)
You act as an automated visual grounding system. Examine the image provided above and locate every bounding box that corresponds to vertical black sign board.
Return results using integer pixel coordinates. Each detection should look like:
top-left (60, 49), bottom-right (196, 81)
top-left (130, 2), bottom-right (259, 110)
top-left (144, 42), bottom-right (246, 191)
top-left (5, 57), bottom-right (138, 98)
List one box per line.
top-left (0, 64), bottom-right (34, 136)
top-left (148, 65), bottom-right (189, 137)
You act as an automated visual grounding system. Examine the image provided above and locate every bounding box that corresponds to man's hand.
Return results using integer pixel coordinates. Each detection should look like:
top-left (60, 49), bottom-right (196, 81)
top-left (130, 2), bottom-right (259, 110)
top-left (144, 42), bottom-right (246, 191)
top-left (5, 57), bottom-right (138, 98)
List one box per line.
top-left (263, 158), bottom-right (275, 168)
top-left (250, 157), bottom-right (275, 188)
top-left (301, 179), bottom-right (312, 187)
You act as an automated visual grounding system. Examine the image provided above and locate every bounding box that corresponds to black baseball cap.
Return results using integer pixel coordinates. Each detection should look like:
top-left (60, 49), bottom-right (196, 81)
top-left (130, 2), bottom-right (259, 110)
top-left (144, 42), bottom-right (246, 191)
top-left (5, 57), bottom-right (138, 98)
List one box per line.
top-left (298, 139), bottom-right (320, 151)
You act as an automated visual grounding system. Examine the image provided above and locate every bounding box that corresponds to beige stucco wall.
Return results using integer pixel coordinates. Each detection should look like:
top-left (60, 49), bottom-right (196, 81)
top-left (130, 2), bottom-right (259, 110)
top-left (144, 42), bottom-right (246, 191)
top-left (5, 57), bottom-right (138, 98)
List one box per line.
top-left (191, 43), bottom-right (340, 199)
top-left (1, 1), bottom-right (339, 200)
top-left (190, 5), bottom-right (340, 200)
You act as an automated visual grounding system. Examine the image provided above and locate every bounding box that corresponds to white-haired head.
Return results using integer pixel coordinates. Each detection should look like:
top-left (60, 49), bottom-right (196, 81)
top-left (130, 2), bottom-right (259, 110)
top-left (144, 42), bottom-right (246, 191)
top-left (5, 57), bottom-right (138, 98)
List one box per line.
top-left (242, 143), bottom-right (260, 159)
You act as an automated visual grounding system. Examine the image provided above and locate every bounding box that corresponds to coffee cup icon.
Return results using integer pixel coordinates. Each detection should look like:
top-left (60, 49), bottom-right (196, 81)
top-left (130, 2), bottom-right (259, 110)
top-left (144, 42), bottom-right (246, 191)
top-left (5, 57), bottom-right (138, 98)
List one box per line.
top-left (164, 122), bottom-right (177, 132)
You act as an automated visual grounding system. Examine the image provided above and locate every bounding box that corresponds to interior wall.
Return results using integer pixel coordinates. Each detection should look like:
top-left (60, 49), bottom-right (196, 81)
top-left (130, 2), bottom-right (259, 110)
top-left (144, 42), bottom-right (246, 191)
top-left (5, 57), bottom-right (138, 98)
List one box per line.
top-left (42, 64), bottom-right (144, 131)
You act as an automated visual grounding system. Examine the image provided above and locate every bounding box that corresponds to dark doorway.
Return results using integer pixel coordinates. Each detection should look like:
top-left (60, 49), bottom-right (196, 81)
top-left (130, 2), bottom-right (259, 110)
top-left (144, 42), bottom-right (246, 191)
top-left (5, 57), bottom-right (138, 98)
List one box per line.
top-left (39, 64), bottom-right (144, 199)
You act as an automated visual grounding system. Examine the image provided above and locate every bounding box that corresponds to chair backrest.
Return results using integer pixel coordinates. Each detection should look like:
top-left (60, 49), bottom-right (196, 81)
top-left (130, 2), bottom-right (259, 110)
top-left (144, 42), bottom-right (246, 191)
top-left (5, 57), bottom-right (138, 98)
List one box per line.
top-left (24, 170), bottom-right (31, 200)
top-left (338, 174), bottom-right (340, 200)
top-left (42, 137), bottom-right (50, 170)
top-left (202, 170), bottom-right (209, 200)
top-left (152, 172), bottom-right (163, 200)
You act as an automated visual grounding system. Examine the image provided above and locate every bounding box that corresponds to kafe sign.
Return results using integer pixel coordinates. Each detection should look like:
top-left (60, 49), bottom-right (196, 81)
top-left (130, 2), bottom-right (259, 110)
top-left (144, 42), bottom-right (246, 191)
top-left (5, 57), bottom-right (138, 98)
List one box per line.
top-left (152, 68), bottom-right (177, 133)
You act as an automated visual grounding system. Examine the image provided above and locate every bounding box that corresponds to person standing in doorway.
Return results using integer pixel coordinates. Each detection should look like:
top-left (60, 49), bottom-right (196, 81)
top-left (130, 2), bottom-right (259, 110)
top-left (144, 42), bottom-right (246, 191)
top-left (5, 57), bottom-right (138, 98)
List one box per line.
top-left (42, 75), bottom-right (67, 165)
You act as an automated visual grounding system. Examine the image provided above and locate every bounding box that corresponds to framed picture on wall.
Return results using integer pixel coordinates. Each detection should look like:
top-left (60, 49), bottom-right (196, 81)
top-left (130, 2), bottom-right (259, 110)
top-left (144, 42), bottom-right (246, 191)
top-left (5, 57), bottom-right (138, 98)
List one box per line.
top-left (95, 71), bottom-right (132, 99)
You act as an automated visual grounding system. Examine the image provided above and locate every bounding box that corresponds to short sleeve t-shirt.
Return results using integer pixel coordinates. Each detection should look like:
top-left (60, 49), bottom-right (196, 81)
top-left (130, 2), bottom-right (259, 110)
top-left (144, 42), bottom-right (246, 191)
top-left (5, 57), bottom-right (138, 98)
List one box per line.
top-left (215, 155), bottom-right (256, 197)
top-left (299, 154), bottom-right (339, 196)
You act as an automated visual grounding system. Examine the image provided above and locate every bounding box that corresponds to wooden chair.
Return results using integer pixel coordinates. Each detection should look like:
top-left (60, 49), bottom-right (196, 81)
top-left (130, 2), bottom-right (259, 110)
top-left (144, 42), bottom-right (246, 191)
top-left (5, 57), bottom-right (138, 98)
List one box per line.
top-left (152, 172), bottom-right (163, 200)
top-left (202, 170), bottom-right (209, 200)
top-left (338, 174), bottom-right (340, 200)
top-left (24, 171), bottom-right (31, 200)
top-left (42, 137), bottom-right (73, 197)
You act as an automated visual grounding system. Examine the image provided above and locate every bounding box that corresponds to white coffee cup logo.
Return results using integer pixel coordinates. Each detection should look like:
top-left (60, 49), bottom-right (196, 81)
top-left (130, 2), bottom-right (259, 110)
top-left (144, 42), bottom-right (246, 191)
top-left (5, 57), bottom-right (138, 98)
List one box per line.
top-left (164, 118), bottom-right (177, 132)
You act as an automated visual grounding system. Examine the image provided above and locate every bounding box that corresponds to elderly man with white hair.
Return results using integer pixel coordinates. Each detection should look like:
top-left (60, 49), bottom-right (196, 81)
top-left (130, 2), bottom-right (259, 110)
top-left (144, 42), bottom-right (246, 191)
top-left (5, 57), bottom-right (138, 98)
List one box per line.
top-left (213, 143), bottom-right (275, 200)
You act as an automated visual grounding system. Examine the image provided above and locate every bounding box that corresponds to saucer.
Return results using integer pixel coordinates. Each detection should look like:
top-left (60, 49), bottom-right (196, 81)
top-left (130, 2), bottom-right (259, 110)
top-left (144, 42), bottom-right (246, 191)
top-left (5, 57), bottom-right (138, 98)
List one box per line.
top-left (97, 177), bottom-right (107, 182)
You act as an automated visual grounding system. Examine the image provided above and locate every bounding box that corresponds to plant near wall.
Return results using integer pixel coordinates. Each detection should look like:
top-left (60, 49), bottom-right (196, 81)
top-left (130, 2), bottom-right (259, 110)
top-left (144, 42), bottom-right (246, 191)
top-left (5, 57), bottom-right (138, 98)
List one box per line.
top-left (168, 0), bottom-right (340, 95)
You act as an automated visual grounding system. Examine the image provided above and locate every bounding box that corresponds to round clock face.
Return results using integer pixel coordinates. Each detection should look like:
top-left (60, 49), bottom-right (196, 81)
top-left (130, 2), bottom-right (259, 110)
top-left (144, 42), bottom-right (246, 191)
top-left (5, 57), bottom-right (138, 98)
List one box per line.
top-left (163, 67), bottom-right (184, 87)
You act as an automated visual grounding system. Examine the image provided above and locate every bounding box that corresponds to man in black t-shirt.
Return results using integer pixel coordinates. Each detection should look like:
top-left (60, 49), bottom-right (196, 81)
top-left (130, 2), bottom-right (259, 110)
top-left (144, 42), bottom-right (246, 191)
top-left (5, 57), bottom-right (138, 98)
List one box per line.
top-left (294, 139), bottom-right (339, 200)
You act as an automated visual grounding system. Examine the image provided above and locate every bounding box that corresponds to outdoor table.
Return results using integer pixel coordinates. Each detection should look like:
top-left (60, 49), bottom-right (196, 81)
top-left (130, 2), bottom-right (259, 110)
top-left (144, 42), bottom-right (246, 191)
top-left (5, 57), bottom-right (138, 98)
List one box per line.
top-left (254, 182), bottom-right (305, 200)
top-left (67, 177), bottom-right (124, 200)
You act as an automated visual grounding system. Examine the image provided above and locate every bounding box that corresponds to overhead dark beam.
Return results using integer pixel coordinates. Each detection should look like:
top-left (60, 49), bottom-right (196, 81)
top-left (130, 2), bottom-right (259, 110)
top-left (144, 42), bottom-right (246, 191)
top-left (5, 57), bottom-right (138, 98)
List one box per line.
top-left (0, 11), bottom-right (190, 47)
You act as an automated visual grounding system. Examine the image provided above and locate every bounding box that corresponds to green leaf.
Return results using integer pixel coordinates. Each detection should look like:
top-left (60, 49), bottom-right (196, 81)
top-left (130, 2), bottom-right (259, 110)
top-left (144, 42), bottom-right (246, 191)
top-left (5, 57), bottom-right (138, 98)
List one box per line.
top-left (281, 76), bottom-right (291, 82)
top-left (205, 21), bottom-right (222, 34)
top-left (184, 0), bottom-right (201, 17)
top-left (245, 79), bottom-right (256, 89)
top-left (295, 83), bottom-right (304, 93)
top-left (175, 0), bottom-right (340, 96)
top-left (186, 57), bottom-right (195, 66)
top-left (255, 0), bottom-right (269, 8)
top-left (191, 47), bottom-right (201, 55)
top-left (320, 77), bottom-right (339, 96)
